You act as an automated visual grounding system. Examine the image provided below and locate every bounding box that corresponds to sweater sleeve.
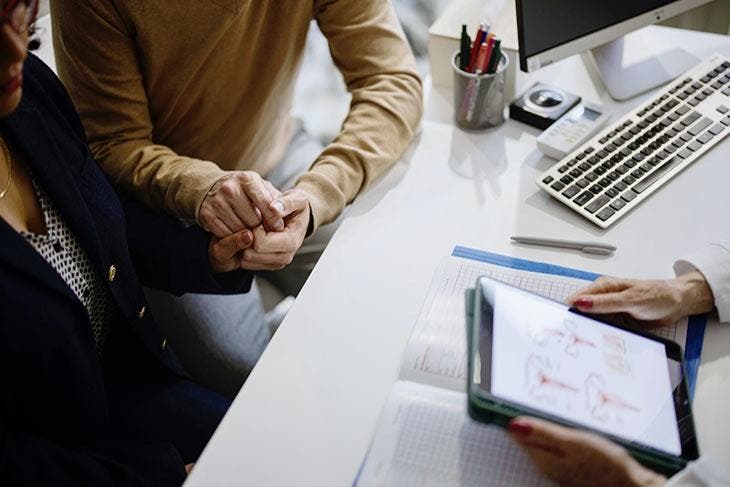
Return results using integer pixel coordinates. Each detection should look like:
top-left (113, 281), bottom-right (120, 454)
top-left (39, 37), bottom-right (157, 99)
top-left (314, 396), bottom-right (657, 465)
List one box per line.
top-left (300, 0), bottom-right (423, 231)
top-left (673, 242), bottom-right (730, 323)
top-left (50, 0), bottom-right (224, 222)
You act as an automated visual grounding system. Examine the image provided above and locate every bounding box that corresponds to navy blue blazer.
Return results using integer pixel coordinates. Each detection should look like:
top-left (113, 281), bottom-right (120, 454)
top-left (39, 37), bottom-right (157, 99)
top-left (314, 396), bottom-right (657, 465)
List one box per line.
top-left (0, 54), bottom-right (253, 485)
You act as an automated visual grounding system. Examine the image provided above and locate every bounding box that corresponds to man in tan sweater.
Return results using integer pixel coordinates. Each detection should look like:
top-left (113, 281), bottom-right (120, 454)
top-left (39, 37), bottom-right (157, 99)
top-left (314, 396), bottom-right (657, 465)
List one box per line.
top-left (51, 1), bottom-right (422, 397)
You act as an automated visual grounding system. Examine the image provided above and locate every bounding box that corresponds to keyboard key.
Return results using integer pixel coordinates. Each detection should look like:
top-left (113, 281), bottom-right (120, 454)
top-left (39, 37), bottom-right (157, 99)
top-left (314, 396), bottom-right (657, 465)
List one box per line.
top-left (681, 111), bottom-right (701, 126)
top-left (569, 168), bottom-right (582, 178)
top-left (604, 143), bottom-right (618, 153)
top-left (576, 152), bottom-right (586, 160)
top-left (578, 162), bottom-right (591, 171)
top-left (701, 75), bottom-right (712, 84)
top-left (594, 166), bottom-right (607, 175)
top-left (576, 178), bottom-right (589, 188)
top-left (606, 187), bottom-right (619, 197)
top-left (648, 157), bottom-right (661, 166)
top-left (586, 195), bottom-right (611, 214)
top-left (567, 158), bottom-right (578, 166)
top-left (563, 185), bottom-right (580, 198)
top-left (718, 105), bottom-right (729, 114)
top-left (615, 181), bottom-right (628, 191)
top-left (615, 165), bottom-right (628, 174)
top-left (712, 80), bottom-right (724, 90)
top-left (656, 150), bottom-right (669, 160)
top-left (588, 155), bottom-right (600, 165)
top-left (542, 176), bottom-right (554, 184)
top-left (688, 98), bottom-right (700, 107)
top-left (691, 82), bottom-right (702, 89)
top-left (678, 147), bottom-right (693, 159)
top-left (584, 146), bottom-right (595, 154)
top-left (589, 184), bottom-right (603, 194)
top-left (675, 105), bottom-right (690, 115)
top-left (623, 175), bottom-right (636, 185)
top-left (703, 88), bottom-right (714, 96)
top-left (688, 140), bottom-right (702, 151)
top-left (596, 207), bottom-right (616, 222)
top-left (621, 190), bottom-right (638, 202)
top-left (560, 175), bottom-right (574, 184)
top-left (672, 138), bottom-right (686, 148)
top-left (639, 162), bottom-right (653, 172)
top-left (695, 93), bottom-right (707, 101)
top-left (707, 70), bottom-right (719, 79)
top-left (558, 165), bottom-right (569, 173)
top-left (585, 173), bottom-right (598, 182)
top-left (680, 132), bottom-right (693, 142)
top-left (574, 191), bottom-right (594, 206)
top-left (709, 123), bottom-right (725, 135)
top-left (722, 116), bottom-right (730, 126)
top-left (551, 181), bottom-right (565, 191)
top-left (610, 198), bottom-right (626, 211)
top-left (668, 112), bottom-right (680, 121)
top-left (665, 144), bottom-right (678, 154)
top-left (631, 169), bottom-right (645, 179)
top-left (633, 156), bottom-right (682, 194)
top-left (723, 87), bottom-right (730, 96)
top-left (596, 150), bottom-right (609, 159)
top-left (688, 117), bottom-right (713, 135)
top-left (632, 153), bottom-right (645, 163)
top-left (598, 178), bottom-right (611, 188)
top-left (697, 131), bottom-right (714, 144)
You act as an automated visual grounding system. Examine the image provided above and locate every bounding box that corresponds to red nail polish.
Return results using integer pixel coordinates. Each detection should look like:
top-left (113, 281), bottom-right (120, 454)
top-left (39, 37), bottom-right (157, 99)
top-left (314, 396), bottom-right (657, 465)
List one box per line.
top-left (574, 297), bottom-right (593, 309)
top-left (508, 420), bottom-right (532, 436)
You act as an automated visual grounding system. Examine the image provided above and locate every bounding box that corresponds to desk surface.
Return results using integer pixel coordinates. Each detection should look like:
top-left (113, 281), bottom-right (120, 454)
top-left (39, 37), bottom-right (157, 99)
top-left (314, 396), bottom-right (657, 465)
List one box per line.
top-left (186, 25), bottom-right (730, 486)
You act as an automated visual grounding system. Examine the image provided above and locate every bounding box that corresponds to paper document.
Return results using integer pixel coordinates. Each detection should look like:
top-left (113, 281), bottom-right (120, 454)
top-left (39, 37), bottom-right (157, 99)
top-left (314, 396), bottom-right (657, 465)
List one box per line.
top-left (354, 381), bottom-right (553, 487)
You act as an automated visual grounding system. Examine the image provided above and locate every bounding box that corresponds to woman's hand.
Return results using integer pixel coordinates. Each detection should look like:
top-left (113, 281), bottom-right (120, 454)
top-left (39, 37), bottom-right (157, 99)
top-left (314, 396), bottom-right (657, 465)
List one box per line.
top-left (508, 417), bottom-right (665, 487)
top-left (208, 229), bottom-right (254, 273)
top-left (567, 272), bottom-right (714, 327)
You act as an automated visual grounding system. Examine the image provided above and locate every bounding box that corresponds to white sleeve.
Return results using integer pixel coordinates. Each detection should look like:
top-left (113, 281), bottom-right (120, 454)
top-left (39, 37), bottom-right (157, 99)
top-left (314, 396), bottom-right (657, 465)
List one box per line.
top-left (674, 242), bottom-right (730, 323)
top-left (665, 458), bottom-right (730, 486)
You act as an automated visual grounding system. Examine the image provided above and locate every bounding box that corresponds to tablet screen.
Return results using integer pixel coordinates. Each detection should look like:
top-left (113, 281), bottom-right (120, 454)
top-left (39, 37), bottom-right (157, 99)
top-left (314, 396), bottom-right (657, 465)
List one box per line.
top-left (472, 278), bottom-right (686, 456)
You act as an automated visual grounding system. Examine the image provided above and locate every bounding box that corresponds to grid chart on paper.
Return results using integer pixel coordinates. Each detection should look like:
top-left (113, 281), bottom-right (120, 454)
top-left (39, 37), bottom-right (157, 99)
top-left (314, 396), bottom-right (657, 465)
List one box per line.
top-left (414, 263), bottom-right (585, 380)
top-left (454, 264), bottom-right (583, 302)
top-left (388, 396), bottom-right (552, 486)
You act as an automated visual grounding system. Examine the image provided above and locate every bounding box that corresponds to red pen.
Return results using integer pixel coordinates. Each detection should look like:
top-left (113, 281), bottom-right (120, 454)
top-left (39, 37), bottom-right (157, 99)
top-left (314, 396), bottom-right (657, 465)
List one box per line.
top-left (480, 35), bottom-right (496, 73)
top-left (466, 23), bottom-right (488, 72)
top-left (474, 42), bottom-right (488, 75)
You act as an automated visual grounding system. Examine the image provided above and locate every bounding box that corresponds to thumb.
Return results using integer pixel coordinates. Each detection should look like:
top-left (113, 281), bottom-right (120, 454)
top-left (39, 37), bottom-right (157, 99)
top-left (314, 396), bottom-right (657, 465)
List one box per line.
top-left (214, 229), bottom-right (253, 261)
top-left (270, 189), bottom-right (309, 219)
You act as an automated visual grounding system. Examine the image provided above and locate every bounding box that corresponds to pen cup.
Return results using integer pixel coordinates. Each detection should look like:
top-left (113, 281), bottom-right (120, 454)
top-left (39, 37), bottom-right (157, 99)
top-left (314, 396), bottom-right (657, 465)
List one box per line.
top-left (452, 50), bottom-right (509, 130)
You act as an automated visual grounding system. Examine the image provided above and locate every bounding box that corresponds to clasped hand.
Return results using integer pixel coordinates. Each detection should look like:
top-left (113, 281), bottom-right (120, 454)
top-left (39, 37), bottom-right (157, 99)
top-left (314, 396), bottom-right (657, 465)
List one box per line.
top-left (203, 171), bottom-right (310, 273)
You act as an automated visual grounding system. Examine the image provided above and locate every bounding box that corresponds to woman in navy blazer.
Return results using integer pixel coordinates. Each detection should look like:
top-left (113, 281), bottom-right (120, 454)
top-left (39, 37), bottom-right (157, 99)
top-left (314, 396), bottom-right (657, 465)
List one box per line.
top-left (0, 2), bottom-right (257, 485)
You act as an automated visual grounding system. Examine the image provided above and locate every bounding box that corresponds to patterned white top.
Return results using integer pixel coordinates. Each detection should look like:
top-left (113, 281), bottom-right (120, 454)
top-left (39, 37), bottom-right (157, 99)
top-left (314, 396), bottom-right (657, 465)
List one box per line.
top-left (21, 178), bottom-right (110, 354)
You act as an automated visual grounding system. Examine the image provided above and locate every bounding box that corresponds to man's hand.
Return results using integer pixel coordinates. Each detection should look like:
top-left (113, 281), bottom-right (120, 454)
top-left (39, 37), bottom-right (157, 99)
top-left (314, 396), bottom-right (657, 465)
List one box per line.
top-left (199, 171), bottom-right (285, 238)
top-left (209, 229), bottom-right (254, 273)
top-left (240, 189), bottom-right (311, 271)
top-left (508, 417), bottom-right (666, 487)
top-left (567, 272), bottom-right (714, 328)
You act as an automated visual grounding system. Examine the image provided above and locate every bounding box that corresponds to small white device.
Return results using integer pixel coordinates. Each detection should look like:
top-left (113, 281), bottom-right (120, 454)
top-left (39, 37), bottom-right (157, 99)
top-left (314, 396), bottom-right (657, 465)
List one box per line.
top-left (537, 102), bottom-right (610, 159)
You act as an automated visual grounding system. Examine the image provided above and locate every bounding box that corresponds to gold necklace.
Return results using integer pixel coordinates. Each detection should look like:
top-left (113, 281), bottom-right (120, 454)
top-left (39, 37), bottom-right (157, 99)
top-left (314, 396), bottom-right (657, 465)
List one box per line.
top-left (0, 136), bottom-right (12, 200)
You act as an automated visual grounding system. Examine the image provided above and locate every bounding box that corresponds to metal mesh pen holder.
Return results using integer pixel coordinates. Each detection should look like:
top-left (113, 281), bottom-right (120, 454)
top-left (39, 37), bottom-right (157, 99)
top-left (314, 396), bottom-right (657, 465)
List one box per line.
top-left (452, 51), bottom-right (509, 130)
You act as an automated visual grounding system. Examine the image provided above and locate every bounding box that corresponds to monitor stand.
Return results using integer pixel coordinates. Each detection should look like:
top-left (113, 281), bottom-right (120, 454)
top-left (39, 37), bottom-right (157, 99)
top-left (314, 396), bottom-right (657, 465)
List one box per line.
top-left (590, 27), bottom-right (700, 101)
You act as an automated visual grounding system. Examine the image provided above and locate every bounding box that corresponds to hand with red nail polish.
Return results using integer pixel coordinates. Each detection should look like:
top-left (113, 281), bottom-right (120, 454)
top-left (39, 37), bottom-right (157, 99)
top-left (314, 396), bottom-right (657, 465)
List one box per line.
top-left (508, 417), bottom-right (666, 487)
top-left (566, 273), bottom-right (714, 329)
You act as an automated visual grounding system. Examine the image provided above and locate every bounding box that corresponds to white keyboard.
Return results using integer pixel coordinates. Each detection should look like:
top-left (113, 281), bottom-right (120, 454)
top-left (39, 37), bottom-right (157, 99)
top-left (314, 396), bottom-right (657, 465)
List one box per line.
top-left (537, 54), bottom-right (730, 228)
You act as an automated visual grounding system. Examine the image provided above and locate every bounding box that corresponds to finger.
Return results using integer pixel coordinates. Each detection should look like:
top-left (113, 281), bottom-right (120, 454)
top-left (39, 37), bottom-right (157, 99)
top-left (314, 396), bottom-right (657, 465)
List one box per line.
top-left (270, 189), bottom-right (309, 219)
top-left (251, 217), bottom-right (306, 253)
top-left (215, 200), bottom-right (248, 234)
top-left (241, 174), bottom-right (284, 231)
top-left (566, 277), bottom-right (632, 305)
top-left (510, 417), bottom-right (620, 456)
top-left (213, 229), bottom-right (254, 261)
top-left (240, 248), bottom-right (292, 270)
top-left (202, 215), bottom-right (234, 239)
top-left (264, 180), bottom-right (283, 200)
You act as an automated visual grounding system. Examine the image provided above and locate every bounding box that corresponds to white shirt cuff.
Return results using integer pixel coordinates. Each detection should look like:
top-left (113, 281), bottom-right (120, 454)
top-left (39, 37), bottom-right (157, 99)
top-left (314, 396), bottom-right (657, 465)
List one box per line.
top-left (674, 243), bottom-right (730, 323)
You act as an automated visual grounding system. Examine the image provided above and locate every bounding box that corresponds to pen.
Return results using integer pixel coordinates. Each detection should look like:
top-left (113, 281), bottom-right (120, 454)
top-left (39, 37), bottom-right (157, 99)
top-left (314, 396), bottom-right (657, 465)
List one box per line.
top-left (460, 25), bottom-right (471, 70)
top-left (467, 23), bottom-right (488, 73)
top-left (479, 35), bottom-right (495, 73)
top-left (510, 236), bottom-right (617, 255)
top-left (486, 39), bottom-right (502, 74)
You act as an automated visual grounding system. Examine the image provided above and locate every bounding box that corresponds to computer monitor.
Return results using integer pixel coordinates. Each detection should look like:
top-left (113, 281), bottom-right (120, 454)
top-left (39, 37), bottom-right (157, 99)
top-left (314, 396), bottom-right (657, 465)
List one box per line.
top-left (515, 0), bottom-right (717, 100)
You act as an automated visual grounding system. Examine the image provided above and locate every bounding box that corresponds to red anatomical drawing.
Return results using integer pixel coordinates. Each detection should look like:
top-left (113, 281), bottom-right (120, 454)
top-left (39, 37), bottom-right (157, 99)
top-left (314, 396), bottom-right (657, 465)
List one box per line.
top-left (525, 354), bottom-right (579, 408)
top-left (532, 319), bottom-right (597, 358)
top-left (585, 373), bottom-right (640, 423)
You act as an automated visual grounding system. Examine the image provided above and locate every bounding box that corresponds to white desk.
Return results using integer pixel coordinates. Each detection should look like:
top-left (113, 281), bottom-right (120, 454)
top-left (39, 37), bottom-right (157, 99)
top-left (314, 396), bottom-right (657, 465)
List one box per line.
top-left (186, 26), bottom-right (730, 486)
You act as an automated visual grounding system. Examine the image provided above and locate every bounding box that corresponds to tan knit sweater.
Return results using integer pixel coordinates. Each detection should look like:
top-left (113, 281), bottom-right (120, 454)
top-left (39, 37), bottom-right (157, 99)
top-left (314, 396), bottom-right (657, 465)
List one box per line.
top-left (51, 1), bottom-right (423, 231)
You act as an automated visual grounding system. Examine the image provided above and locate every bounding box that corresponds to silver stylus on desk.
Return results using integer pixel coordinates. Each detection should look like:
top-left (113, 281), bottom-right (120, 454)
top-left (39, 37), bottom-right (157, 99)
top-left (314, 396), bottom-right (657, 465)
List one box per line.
top-left (510, 235), bottom-right (617, 255)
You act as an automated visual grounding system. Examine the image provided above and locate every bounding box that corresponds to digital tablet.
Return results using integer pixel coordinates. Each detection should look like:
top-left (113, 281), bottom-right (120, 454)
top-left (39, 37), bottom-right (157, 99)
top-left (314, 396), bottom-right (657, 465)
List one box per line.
top-left (466, 276), bottom-right (699, 475)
